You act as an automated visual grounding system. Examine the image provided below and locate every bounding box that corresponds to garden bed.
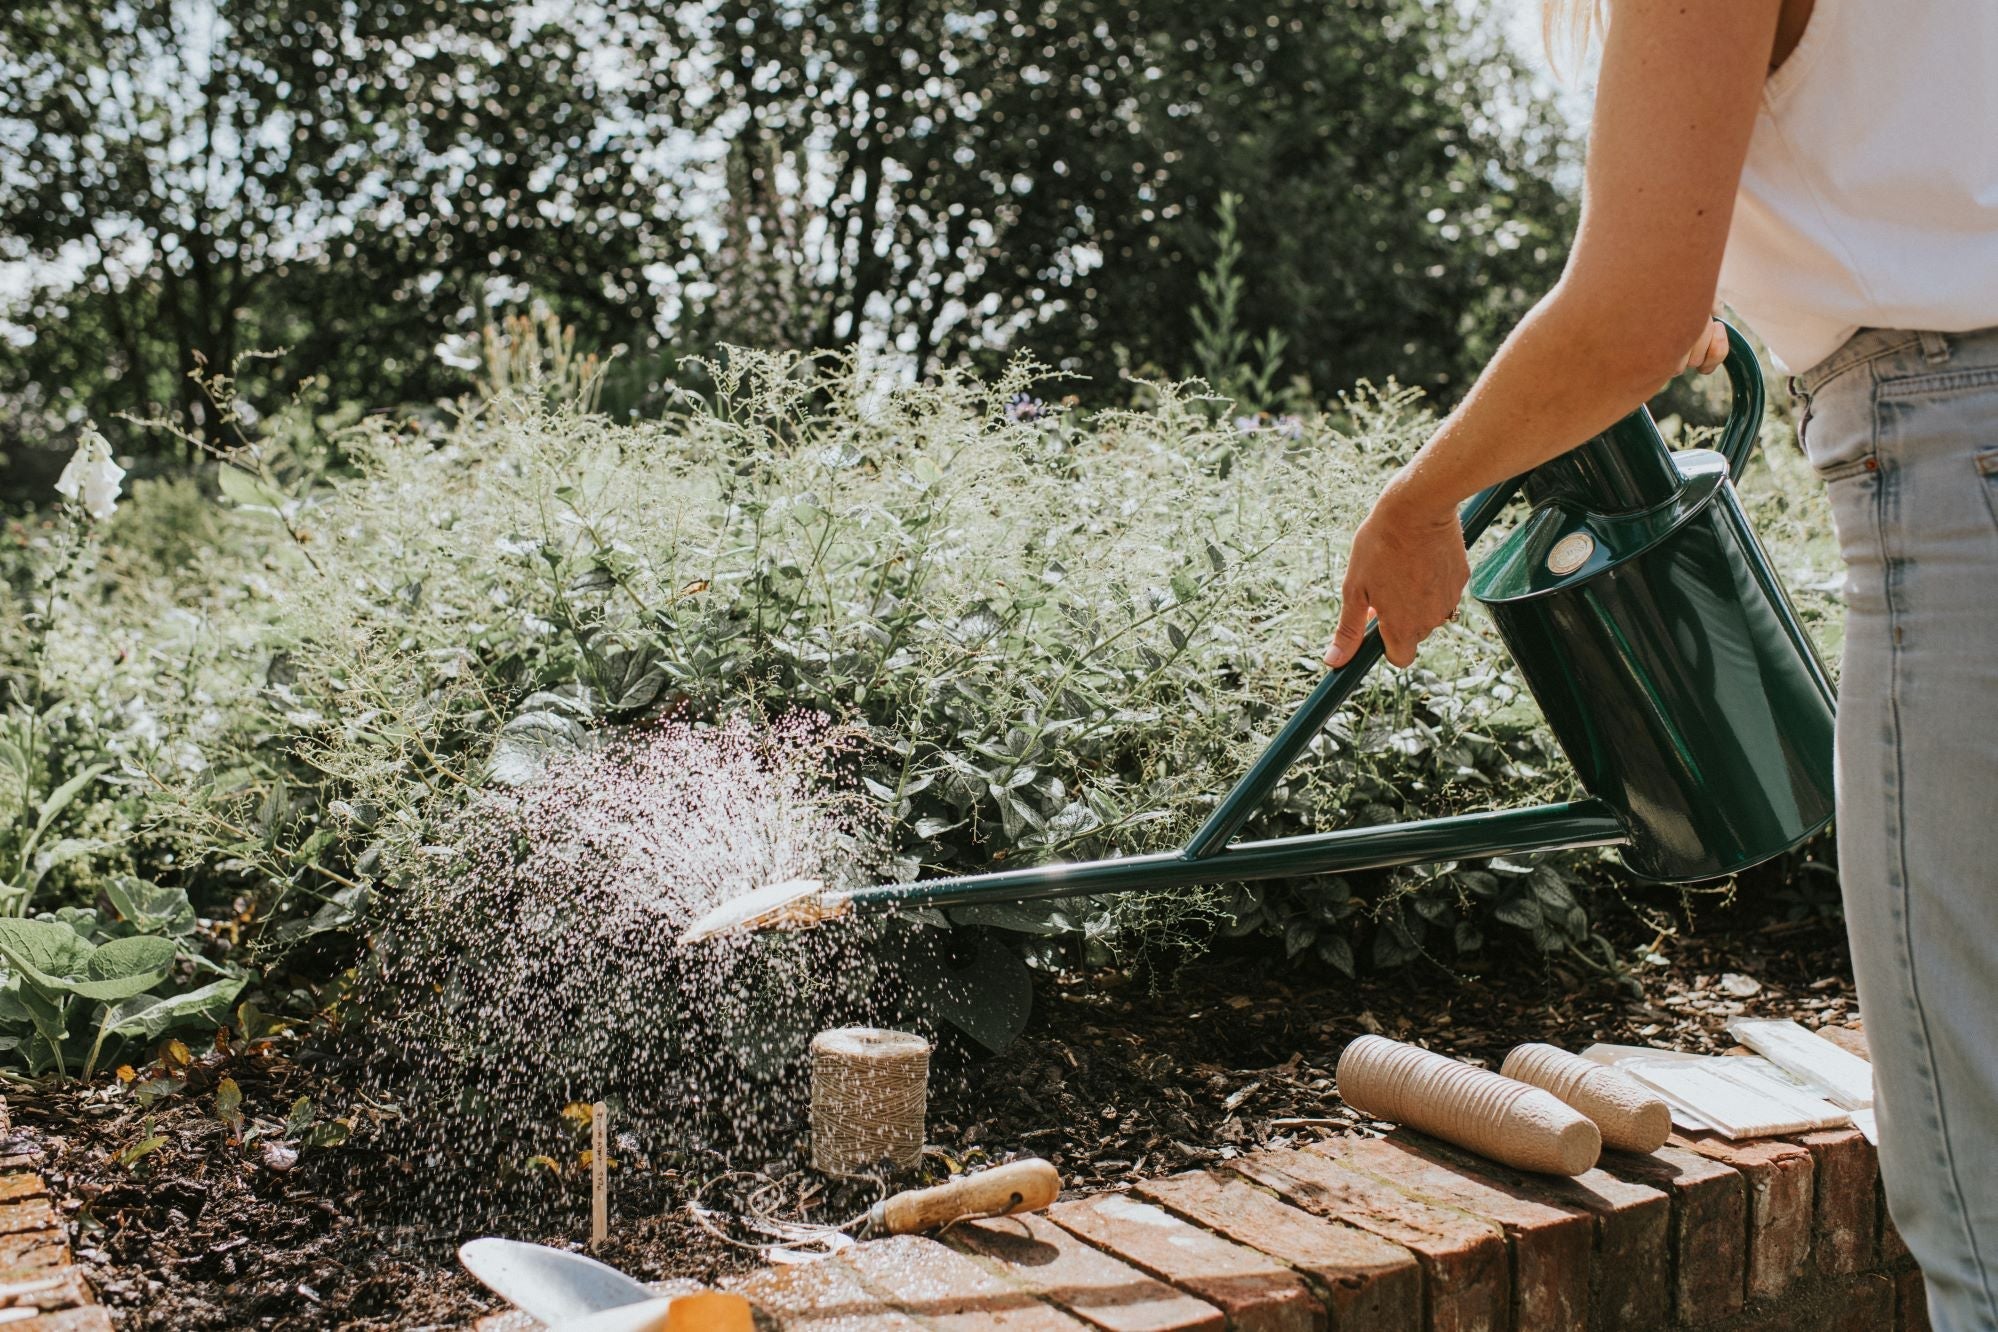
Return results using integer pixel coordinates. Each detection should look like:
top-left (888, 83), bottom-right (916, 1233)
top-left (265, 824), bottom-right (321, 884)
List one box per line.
top-left (21, 882), bottom-right (1854, 1330)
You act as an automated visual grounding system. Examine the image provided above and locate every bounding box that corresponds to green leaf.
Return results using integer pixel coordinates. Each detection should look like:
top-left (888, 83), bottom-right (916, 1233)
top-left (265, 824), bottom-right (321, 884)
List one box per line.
top-left (217, 464), bottom-right (290, 514)
top-left (214, 1077), bottom-right (243, 1134)
top-left (0, 918), bottom-right (96, 993)
top-left (67, 936), bottom-right (178, 1002)
top-left (487, 710), bottom-right (588, 787)
top-left (304, 1119), bottom-right (351, 1150)
top-left (1283, 918), bottom-right (1317, 959)
top-left (285, 1096), bottom-right (315, 1138)
top-left (32, 764), bottom-right (109, 842)
top-left (1315, 934), bottom-right (1356, 977)
top-left (945, 903), bottom-right (1071, 937)
top-left (115, 1133), bottom-right (167, 1168)
top-left (101, 977), bottom-right (245, 1041)
top-left (1492, 894), bottom-right (1543, 931)
top-left (105, 878), bottom-right (197, 937)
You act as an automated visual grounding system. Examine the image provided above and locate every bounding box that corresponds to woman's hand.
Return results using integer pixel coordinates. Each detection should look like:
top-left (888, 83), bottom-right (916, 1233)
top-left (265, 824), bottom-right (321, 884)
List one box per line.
top-left (1681, 317), bottom-right (1729, 376)
top-left (1324, 317), bottom-right (1732, 671)
top-left (1324, 473), bottom-right (1467, 669)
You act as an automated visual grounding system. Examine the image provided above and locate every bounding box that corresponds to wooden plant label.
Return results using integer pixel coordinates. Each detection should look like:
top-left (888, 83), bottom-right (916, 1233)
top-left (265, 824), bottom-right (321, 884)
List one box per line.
top-left (591, 1101), bottom-right (608, 1248)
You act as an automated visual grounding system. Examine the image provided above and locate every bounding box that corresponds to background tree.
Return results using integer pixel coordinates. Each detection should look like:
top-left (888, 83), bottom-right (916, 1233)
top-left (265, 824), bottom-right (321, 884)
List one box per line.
top-left (2, 0), bottom-right (1576, 470)
top-left (685, 0), bottom-right (1576, 398)
top-left (0, 1), bottom-right (694, 458)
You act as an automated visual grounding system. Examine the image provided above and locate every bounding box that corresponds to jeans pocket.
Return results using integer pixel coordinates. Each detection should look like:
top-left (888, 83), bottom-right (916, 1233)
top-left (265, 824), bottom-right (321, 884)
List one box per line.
top-left (1977, 446), bottom-right (1998, 532)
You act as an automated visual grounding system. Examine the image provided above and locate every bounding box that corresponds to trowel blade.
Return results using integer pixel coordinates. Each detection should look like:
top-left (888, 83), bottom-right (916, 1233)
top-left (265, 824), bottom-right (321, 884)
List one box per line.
top-left (459, 1238), bottom-right (655, 1323)
top-left (676, 878), bottom-right (842, 944)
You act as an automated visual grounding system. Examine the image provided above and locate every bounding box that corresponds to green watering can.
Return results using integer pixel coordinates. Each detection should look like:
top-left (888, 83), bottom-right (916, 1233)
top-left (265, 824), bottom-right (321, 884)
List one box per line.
top-left (681, 325), bottom-right (1835, 943)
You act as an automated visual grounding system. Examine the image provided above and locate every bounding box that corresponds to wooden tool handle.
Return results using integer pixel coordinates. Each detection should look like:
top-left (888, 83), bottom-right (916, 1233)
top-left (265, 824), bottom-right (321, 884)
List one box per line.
top-left (871, 1158), bottom-right (1061, 1235)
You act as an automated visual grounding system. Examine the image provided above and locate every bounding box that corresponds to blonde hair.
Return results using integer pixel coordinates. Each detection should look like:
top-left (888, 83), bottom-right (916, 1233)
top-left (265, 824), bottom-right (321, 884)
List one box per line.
top-left (1541, 0), bottom-right (1605, 72)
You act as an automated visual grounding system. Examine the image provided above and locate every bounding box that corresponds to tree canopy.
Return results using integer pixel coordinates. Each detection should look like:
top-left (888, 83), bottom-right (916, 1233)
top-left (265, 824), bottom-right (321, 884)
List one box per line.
top-left (0, 0), bottom-right (1574, 455)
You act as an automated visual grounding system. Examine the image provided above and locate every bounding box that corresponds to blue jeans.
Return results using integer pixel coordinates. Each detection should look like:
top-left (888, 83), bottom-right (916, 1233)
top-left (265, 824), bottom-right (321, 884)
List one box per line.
top-left (1795, 326), bottom-right (1998, 1331)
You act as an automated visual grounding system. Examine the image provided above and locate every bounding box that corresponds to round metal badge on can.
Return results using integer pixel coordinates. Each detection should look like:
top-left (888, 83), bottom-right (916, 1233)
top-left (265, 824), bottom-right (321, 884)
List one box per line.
top-left (1547, 531), bottom-right (1595, 576)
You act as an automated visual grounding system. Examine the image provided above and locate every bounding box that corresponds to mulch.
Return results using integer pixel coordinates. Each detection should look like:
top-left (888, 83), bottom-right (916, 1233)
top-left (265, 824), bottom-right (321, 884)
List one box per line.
top-left (13, 882), bottom-right (1855, 1329)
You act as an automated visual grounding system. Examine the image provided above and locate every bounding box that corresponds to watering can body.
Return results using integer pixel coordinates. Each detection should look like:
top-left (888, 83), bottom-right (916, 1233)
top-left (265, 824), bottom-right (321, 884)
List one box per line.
top-left (1471, 411), bottom-right (1836, 880)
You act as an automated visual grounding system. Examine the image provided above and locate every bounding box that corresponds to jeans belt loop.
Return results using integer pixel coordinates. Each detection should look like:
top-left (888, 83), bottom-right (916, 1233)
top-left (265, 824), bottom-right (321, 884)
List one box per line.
top-left (1919, 330), bottom-right (1951, 364)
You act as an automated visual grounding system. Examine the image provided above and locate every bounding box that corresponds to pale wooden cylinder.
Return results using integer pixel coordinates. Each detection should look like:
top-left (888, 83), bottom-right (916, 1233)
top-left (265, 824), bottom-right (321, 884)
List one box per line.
top-left (810, 1027), bottom-right (929, 1176)
top-left (1337, 1035), bottom-right (1601, 1176)
top-left (874, 1158), bottom-right (1061, 1235)
top-left (1502, 1042), bottom-right (1672, 1153)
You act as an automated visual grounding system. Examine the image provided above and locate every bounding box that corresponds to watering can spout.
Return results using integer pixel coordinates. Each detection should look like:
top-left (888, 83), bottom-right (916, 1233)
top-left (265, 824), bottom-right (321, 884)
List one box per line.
top-left (682, 324), bottom-right (1833, 943)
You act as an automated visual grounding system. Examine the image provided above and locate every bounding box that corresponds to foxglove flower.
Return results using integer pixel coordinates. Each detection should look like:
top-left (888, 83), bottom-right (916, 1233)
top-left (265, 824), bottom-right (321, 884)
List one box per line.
top-left (54, 428), bottom-right (125, 520)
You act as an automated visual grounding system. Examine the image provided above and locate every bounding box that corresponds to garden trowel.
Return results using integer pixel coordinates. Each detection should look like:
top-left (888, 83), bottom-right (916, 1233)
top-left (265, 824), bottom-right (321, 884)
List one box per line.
top-left (459, 1239), bottom-right (751, 1330)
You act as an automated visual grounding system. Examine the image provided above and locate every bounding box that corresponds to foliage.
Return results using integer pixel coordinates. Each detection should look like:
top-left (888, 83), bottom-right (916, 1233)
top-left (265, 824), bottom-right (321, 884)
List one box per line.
top-left (2, 0), bottom-right (1572, 456)
top-left (0, 0), bottom-right (692, 453)
top-left (608, 0), bottom-right (1576, 398)
top-left (0, 886), bottom-right (244, 1080)
top-left (0, 331), bottom-right (1844, 1065)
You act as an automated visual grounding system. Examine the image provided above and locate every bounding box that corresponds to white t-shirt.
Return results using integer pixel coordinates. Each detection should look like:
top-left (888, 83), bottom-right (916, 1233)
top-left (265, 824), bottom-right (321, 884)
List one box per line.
top-left (1718, 0), bottom-right (1998, 373)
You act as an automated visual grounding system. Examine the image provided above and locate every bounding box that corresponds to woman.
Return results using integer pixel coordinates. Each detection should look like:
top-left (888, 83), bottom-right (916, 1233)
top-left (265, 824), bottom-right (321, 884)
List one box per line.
top-left (1328, 1), bottom-right (1998, 1324)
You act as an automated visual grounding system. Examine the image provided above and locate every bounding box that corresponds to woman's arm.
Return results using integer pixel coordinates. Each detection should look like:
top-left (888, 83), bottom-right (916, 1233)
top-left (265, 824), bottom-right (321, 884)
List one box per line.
top-left (1326, 0), bottom-right (1782, 668)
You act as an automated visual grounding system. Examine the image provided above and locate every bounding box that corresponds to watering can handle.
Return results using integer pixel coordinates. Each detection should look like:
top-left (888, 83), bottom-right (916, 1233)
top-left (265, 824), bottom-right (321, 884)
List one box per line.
top-left (1715, 321), bottom-right (1766, 480)
top-left (1180, 475), bottom-right (1523, 860)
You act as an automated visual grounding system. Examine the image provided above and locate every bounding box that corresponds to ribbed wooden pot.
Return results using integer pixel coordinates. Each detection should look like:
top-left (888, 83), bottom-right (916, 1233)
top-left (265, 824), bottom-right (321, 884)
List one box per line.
top-left (1337, 1035), bottom-right (1601, 1176)
top-left (1501, 1042), bottom-right (1672, 1153)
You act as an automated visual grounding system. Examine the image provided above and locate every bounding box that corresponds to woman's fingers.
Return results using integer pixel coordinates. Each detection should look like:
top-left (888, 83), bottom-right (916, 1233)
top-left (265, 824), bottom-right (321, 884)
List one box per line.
top-left (1687, 318), bottom-right (1729, 374)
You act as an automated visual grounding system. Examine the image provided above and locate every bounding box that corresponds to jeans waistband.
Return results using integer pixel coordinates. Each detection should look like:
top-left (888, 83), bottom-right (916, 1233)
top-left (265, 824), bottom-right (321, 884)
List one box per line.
top-left (1797, 324), bottom-right (1998, 394)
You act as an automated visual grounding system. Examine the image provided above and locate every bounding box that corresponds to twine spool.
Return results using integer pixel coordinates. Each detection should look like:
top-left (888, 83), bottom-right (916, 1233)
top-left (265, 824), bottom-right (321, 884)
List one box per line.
top-left (1501, 1043), bottom-right (1672, 1153)
top-left (810, 1027), bottom-right (929, 1176)
top-left (1337, 1034), bottom-right (1601, 1176)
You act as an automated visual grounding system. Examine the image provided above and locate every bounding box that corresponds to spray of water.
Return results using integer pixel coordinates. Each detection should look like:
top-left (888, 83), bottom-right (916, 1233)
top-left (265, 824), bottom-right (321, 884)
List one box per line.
top-left (344, 713), bottom-right (904, 1233)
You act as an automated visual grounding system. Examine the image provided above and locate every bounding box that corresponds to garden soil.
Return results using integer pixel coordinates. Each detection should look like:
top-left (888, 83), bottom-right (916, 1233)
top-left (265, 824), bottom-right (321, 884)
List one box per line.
top-left (17, 887), bottom-right (1855, 1330)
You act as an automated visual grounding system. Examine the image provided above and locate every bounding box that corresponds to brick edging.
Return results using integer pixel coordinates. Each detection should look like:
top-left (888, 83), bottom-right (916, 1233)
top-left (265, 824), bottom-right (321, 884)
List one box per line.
top-left (0, 1109), bottom-right (113, 1331)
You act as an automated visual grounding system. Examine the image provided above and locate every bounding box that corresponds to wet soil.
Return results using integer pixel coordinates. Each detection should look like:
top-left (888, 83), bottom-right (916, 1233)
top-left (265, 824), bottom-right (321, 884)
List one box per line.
top-left (14, 884), bottom-right (1855, 1330)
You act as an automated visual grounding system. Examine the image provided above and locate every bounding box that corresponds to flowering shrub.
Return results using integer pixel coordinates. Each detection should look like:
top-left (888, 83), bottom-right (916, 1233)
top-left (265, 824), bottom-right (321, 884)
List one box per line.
top-left (0, 341), bottom-right (1843, 1073)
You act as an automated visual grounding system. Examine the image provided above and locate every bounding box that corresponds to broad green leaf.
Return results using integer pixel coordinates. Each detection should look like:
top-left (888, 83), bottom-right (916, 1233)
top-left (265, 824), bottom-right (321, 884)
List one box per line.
top-left (105, 878), bottom-right (197, 937)
top-left (0, 918), bottom-right (96, 992)
top-left (101, 977), bottom-right (245, 1041)
top-left (68, 935), bottom-right (178, 1002)
top-left (32, 764), bottom-right (109, 843)
top-left (216, 464), bottom-right (289, 514)
top-left (486, 711), bottom-right (587, 787)
top-left (285, 1096), bottom-right (315, 1138)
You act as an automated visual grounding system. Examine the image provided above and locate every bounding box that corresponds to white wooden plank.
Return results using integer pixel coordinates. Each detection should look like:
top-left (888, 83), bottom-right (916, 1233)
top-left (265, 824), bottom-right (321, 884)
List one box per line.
top-left (1726, 1018), bottom-right (1875, 1109)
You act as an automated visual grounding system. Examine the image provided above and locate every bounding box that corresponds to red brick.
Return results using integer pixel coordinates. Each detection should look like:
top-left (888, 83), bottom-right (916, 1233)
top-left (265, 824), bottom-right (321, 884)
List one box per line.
top-left (1230, 1147), bottom-right (1507, 1332)
top-left (0, 1230), bottom-right (69, 1276)
top-left (949, 1210), bottom-right (1225, 1332)
top-left (0, 1200), bottom-right (57, 1237)
top-left (1790, 1129), bottom-right (1878, 1276)
top-left (1675, 1133), bottom-right (1813, 1302)
top-left (1137, 1171), bottom-right (1420, 1332)
top-left (1881, 1199), bottom-right (1910, 1266)
top-left (734, 1254), bottom-right (929, 1331)
top-left (1312, 1136), bottom-right (1591, 1332)
top-left (0, 1176), bottom-right (46, 1204)
top-left (1048, 1194), bottom-right (1322, 1332)
top-left (7, 1311), bottom-right (113, 1332)
top-left (0, 1268), bottom-right (92, 1312)
top-left (1402, 1135), bottom-right (1669, 1331)
top-left (842, 1236), bottom-right (1090, 1330)
top-left (1598, 1145), bottom-right (1746, 1324)
top-left (1896, 1266), bottom-right (1932, 1332)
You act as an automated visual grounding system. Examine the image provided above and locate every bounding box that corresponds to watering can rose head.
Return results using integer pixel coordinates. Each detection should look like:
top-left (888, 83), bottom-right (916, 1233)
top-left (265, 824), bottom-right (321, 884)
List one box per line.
top-left (54, 427), bottom-right (126, 521)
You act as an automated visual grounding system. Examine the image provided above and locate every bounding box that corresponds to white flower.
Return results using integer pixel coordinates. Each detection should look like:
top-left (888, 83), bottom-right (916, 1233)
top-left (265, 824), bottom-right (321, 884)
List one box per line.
top-left (54, 428), bottom-right (125, 520)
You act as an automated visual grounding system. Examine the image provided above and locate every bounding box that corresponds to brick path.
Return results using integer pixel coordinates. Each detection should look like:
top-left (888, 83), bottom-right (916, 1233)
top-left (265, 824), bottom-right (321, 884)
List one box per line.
top-left (480, 1031), bottom-right (1929, 1332)
top-left (0, 1106), bottom-right (111, 1330)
